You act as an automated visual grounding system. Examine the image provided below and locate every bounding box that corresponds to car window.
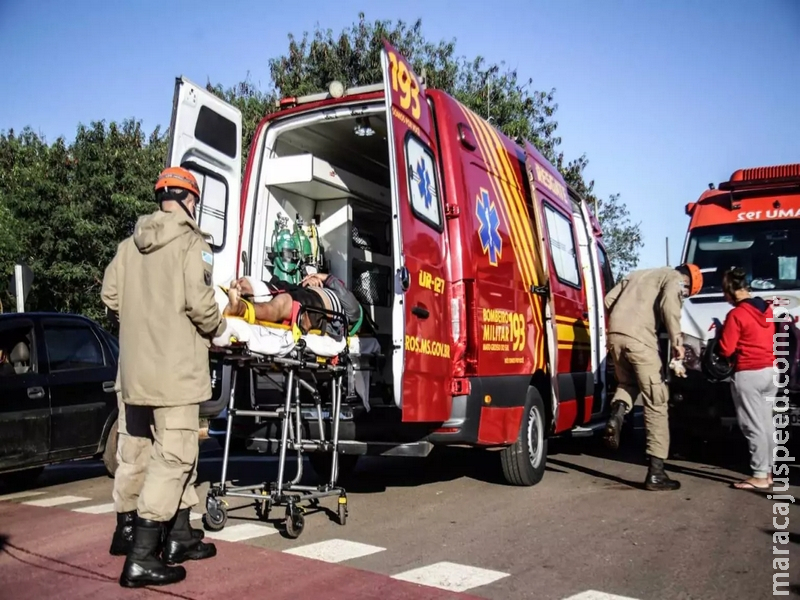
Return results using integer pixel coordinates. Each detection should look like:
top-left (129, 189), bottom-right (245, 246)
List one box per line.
top-left (43, 323), bottom-right (106, 372)
top-left (0, 322), bottom-right (37, 376)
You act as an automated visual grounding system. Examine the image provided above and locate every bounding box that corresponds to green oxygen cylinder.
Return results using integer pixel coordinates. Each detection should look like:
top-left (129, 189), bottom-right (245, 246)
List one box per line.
top-left (293, 215), bottom-right (313, 263)
top-left (271, 215), bottom-right (302, 284)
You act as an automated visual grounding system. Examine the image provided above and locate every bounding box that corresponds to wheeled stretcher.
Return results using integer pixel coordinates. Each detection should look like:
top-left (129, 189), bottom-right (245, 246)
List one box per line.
top-left (203, 287), bottom-right (381, 539)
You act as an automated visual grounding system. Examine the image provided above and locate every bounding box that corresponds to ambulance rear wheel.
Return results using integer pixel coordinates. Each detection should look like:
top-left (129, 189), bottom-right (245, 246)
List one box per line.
top-left (500, 386), bottom-right (547, 486)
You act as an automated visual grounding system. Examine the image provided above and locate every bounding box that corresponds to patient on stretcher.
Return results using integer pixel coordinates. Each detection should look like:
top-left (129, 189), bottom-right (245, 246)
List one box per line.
top-left (222, 272), bottom-right (363, 339)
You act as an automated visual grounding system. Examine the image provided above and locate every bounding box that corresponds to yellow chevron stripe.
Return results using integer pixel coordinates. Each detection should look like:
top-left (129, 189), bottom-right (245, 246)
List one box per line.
top-left (462, 109), bottom-right (544, 371)
top-left (467, 111), bottom-right (547, 371)
top-left (556, 323), bottom-right (592, 343)
top-left (555, 316), bottom-right (589, 327)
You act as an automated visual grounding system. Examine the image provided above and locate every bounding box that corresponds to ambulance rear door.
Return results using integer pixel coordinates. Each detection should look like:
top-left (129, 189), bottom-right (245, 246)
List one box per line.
top-left (166, 76), bottom-right (243, 287)
top-left (381, 40), bottom-right (451, 422)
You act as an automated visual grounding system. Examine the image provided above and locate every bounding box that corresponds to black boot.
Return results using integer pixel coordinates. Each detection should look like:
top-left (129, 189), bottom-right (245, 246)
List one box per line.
top-left (603, 400), bottom-right (627, 450)
top-left (644, 456), bottom-right (681, 491)
top-left (162, 508), bottom-right (217, 565)
top-left (109, 510), bottom-right (136, 556)
top-left (119, 518), bottom-right (186, 588)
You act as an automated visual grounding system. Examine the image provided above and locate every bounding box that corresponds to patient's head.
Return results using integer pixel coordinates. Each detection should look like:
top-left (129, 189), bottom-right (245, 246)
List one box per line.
top-left (232, 278), bottom-right (254, 296)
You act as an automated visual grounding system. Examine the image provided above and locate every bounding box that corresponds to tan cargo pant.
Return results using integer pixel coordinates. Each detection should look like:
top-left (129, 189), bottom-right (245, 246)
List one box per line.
top-left (112, 394), bottom-right (200, 521)
top-left (607, 333), bottom-right (670, 460)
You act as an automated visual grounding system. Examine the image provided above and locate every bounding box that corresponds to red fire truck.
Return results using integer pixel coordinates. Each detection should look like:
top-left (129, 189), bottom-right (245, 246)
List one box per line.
top-left (169, 41), bottom-right (615, 487)
top-left (671, 164), bottom-right (800, 439)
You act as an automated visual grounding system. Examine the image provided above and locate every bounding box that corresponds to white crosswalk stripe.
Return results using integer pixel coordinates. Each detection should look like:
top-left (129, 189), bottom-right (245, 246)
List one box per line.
top-left (0, 490), bottom-right (46, 501)
top-left (391, 561), bottom-right (509, 593)
top-left (283, 539), bottom-right (386, 563)
top-left (203, 523), bottom-right (278, 542)
top-left (23, 495), bottom-right (92, 508)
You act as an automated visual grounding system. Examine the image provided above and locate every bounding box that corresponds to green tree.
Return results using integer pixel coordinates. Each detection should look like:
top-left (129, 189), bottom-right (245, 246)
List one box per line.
top-left (0, 121), bottom-right (167, 321)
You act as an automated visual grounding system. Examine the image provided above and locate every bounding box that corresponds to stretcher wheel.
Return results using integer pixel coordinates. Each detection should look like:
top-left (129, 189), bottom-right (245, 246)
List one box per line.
top-left (285, 508), bottom-right (305, 539)
top-left (204, 500), bottom-right (228, 532)
top-left (337, 501), bottom-right (347, 526)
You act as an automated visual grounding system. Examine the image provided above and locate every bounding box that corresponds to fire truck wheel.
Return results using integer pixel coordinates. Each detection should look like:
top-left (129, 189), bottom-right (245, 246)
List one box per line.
top-left (500, 386), bottom-right (547, 486)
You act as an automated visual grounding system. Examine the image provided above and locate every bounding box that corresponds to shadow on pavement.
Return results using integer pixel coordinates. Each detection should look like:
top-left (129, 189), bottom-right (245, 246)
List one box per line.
top-left (0, 536), bottom-right (194, 599)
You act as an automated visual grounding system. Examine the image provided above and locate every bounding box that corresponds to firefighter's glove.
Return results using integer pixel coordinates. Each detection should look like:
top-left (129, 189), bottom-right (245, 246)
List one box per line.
top-left (669, 358), bottom-right (687, 378)
top-left (211, 318), bottom-right (236, 348)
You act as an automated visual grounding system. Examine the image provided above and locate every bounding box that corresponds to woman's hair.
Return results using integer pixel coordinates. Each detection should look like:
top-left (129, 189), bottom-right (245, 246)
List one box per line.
top-left (721, 266), bottom-right (748, 297)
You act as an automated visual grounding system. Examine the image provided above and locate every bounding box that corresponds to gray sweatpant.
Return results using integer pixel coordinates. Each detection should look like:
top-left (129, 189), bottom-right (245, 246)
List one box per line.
top-left (730, 367), bottom-right (777, 478)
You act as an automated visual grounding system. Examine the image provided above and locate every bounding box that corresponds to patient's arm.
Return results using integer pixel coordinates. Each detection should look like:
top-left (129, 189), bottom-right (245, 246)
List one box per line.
top-left (225, 284), bottom-right (293, 324)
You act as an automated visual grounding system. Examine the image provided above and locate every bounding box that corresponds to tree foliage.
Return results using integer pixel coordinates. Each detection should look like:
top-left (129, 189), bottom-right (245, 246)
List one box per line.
top-left (0, 12), bottom-right (642, 319)
top-left (0, 122), bottom-right (167, 320)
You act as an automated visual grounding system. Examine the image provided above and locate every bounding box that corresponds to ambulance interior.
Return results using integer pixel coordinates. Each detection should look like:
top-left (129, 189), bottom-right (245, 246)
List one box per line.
top-left (251, 105), bottom-right (397, 412)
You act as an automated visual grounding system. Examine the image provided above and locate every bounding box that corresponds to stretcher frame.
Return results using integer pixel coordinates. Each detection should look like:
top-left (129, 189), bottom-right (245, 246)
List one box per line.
top-left (203, 304), bottom-right (358, 539)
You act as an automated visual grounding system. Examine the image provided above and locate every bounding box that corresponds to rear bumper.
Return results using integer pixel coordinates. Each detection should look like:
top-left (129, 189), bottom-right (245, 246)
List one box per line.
top-left (426, 376), bottom-right (530, 446)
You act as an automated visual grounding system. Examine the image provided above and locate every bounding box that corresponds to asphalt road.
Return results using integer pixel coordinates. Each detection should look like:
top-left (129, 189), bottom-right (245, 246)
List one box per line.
top-left (1, 423), bottom-right (798, 600)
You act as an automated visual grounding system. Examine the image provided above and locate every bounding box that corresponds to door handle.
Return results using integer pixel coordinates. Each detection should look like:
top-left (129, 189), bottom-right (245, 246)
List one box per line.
top-left (397, 266), bottom-right (410, 292)
top-left (103, 381), bottom-right (116, 393)
top-left (27, 387), bottom-right (45, 400)
top-left (411, 306), bottom-right (430, 319)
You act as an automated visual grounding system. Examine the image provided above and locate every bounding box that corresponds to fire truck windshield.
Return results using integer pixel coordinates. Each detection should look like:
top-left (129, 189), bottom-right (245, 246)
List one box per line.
top-left (685, 219), bottom-right (800, 294)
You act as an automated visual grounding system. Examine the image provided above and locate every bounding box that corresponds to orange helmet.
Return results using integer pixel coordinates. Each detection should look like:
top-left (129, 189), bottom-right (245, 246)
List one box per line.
top-left (154, 166), bottom-right (200, 198)
top-left (678, 263), bottom-right (703, 296)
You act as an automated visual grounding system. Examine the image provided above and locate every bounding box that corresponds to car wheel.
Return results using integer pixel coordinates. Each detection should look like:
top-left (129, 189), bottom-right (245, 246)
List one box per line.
top-left (103, 418), bottom-right (119, 478)
top-left (500, 386), bottom-right (548, 486)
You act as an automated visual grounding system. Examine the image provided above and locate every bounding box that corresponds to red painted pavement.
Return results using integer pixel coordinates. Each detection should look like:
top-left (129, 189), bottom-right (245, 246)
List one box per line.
top-left (0, 502), bottom-right (484, 599)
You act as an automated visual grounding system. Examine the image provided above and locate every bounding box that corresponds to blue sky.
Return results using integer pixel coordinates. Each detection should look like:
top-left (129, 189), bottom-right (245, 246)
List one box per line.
top-left (1, 0), bottom-right (798, 272)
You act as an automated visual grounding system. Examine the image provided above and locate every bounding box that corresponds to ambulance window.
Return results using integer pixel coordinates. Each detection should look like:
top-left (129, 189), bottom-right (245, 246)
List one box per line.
top-left (544, 204), bottom-right (581, 288)
top-left (597, 245), bottom-right (615, 291)
top-left (404, 134), bottom-right (442, 231)
top-left (194, 106), bottom-right (238, 159)
top-left (183, 163), bottom-right (228, 250)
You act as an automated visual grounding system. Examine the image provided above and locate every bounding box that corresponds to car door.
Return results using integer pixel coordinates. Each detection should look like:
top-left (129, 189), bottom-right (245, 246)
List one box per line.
top-left (166, 76), bottom-right (243, 287)
top-left (0, 317), bottom-right (50, 470)
top-left (41, 317), bottom-right (116, 458)
top-left (381, 40), bottom-right (451, 422)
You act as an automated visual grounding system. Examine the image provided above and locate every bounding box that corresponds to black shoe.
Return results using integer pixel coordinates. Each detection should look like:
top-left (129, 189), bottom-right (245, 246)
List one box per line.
top-left (644, 456), bottom-right (681, 491)
top-left (119, 517), bottom-right (186, 588)
top-left (603, 401), bottom-right (627, 450)
top-left (109, 510), bottom-right (136, 556)
top-left (163, 508), bottom-right (217, 565)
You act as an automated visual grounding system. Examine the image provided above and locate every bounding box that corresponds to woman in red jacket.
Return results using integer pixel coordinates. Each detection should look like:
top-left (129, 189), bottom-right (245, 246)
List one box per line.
top-left (718, 267), bottom-right (777, 490)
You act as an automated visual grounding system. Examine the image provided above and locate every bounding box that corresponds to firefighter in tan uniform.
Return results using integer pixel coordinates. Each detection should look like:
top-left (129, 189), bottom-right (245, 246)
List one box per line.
top-left (101, 166), bottom-right (234, 588)
top-left (602, 264), bottom-right (702, 491)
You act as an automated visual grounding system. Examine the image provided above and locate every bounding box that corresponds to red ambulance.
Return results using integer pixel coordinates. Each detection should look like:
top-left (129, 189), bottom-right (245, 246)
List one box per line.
top-left (169, 41), bottom-right (616, 486)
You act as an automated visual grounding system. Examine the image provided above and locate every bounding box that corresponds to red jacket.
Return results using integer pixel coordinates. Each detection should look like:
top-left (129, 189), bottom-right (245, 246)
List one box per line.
top-left (718, 298), bottom-right (775, 372)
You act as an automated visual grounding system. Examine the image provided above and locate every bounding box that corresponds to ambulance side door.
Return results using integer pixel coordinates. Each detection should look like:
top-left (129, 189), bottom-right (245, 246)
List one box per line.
top-left (167, 76), bottom-right (243, 287)
top-left (381, 41), bottom-right (451, 422)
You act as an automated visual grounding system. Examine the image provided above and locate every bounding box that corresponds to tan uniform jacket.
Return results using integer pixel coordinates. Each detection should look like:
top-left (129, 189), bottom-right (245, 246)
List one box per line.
top-left (101, 209), bottom-right (226, 407)
top-left (604, 266), bottom-right (684, 351)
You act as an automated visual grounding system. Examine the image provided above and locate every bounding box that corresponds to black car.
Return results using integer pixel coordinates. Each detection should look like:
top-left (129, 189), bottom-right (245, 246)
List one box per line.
top-left (0, 312), bottom-right (120, 487)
